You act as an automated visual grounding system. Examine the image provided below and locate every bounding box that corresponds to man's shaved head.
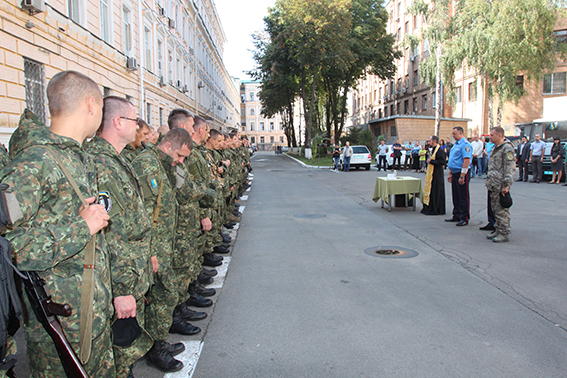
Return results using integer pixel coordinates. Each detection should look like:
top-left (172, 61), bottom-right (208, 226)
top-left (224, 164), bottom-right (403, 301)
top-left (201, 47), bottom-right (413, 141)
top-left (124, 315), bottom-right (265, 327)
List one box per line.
top-left (47, 70), bottom-right (102, 117)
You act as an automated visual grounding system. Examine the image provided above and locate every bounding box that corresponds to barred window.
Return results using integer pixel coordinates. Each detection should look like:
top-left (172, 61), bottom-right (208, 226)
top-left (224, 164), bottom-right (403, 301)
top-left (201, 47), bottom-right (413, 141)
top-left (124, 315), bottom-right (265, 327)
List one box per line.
top-left (543, 72), bottom-right (566, 95)
top-left (24, 58), bottom-right (46, 124)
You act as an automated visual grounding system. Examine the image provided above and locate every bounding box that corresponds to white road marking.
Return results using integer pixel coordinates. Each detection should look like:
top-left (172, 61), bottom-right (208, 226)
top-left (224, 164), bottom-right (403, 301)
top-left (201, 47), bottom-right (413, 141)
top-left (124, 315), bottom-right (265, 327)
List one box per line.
top-left (240, 195), bottom-right (249, 201)
top-left (208, 256), bottom-right (232, 289)
top-left (164, 341), bottom-right (203, 378)
top-left (238, 206), bottom-right (245, 213)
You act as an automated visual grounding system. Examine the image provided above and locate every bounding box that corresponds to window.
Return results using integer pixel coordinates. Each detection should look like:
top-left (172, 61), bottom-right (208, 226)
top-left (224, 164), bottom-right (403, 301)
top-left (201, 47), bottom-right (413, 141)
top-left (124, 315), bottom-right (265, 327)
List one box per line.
top-left (422, 94), bottom-right (427, 110)
top-left (468, 82), bottom-right (477, 101)
top-left (103, 86), bottom-right (112, 97)
top-left (413, 15), bottom-right (417, 29)
top-left (68, 0), bottom-right (83, 25)
top-left (455, 86), bottom-right (462, 103)
top-left (397, 28), bottom-right (401, 41)
top-left (413, 97), bottom-right (418, 112)
top-left (516, 75), bottom-right (524, 91)
top-left (423, 38), bottom-right (430, 52)
top-left (240, 109), bottom-right (245, 117)
top-left (270, 122), bottom-right (274, 131)
top-left (405, 21), bottom-right (409, 34)
top-left (270, 136), bottom-right (274, 143)
top-left (146, 102), bottom-right (151, 122)
top-left (543, 72), bottom-right (566, 94)
top-left (279, 122), bottom-right (283, 130)
top-left (168, 48), bottom-right (173, 83)
top-left (396, 102), bottom-right (400, 114)
top-left (241, 126), bottom-right (245, 132)
top-left (391, 125), bottom-right (397, 136)
top-left (279, 136), bottom-right (284, 143)
top-left (144, 27), bottom-right (152, 71)
top-left (100, 0), bottom-right (111, 43)
top-left (432, 92), bottom-right (436, 108)
top-left (554, 30), bottom-right (567, 50)
top-left (250, 121), bottom-right (255, 131)
top-left (241, 94), bottom-right (245, 102)
top-left (413, 70), bottom-right (418, 86)
top-left (157, 40), bottom-right (163, 77)
top-left (251, 136), bottom-right (255, 144)
top-left (250, 108), bottom-right (255, 115)
top-left (384, 108), bottom-right (387, 117)
top-left (404, 100), bottom-right (409, 114)
top-left (24, 58), bottom-right (46, 124)
top-left (260, 122), bottom-right (265, 131)
top-left (260, 136), bottom-right (265, 143)
top-left (249, 92), bottom-right (254, 101)
top-left (123, 6), bottom-right (132, 55)
top-left (159, 107), bottom-right (164, 126)
top-left (390, 104), bottom-right (394, 115)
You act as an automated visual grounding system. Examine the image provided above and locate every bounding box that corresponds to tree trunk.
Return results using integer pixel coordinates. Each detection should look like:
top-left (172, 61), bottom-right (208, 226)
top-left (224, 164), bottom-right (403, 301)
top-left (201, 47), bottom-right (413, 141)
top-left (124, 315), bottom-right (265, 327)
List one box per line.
top-left (434, 45), bottom-right (442, 137)
top-left (487, 91), bottom-right (494, 129)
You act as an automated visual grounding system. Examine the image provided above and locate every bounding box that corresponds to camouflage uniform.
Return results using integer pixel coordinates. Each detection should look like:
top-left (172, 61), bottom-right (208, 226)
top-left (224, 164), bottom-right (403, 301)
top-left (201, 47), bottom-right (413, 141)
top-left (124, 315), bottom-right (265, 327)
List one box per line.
top-left (485, 139), bottom-right (516, 236)
top-left (121, 143), bottom-right (147, 164)
top-left (0, 145), bottom-right (9, 169)
top-left (86, 136), bottom-right (154, 377)
top-left (173, 162), bottom-right (215, 302)
top-left (131, 145), bottom-right (178, 341)
top-left (0, 119), bottom-right (114, 377)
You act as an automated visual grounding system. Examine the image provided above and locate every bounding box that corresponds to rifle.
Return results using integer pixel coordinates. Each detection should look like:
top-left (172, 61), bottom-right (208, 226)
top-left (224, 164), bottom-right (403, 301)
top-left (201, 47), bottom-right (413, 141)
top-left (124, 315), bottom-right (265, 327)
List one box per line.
top-left (22, 271), bottom-right (89, 378)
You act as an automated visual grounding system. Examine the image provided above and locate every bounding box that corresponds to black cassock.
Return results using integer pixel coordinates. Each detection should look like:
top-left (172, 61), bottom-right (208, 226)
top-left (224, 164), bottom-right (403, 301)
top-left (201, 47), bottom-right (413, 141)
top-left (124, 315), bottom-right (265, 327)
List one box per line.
top-left (421, 147), bottom-right (446, 215)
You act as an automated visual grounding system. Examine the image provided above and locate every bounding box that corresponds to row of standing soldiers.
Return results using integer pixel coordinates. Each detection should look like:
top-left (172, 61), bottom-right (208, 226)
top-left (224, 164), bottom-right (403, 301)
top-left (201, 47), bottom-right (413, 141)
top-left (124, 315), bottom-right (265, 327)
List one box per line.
top-left (0, 70), bottom-right (252, 377)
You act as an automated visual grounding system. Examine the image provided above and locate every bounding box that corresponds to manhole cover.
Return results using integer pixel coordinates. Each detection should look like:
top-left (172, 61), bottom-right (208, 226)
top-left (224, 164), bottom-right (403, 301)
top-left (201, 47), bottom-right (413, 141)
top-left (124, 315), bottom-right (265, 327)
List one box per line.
top-left (364, 246), bottom-right (418, 259)
top-left (294, 214), bottom-right (326, 219)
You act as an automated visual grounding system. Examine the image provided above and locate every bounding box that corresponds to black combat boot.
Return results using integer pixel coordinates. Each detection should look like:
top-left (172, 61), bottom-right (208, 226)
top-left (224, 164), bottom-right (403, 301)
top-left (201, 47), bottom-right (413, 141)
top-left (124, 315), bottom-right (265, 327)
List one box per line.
top-left (169, 316), bottom-right (201, 335)
top-left (201, 267), bottom-right (218, 277)
top-left (189, 280), bottom-right (216, 297)
top-left (198, 273), bottom-right (214, 285)
top-left (186, 293), bottom-right (213, 308)
top-left (213, 245), bottom-right (229, 254)
top-left (146, 340), bottom-right (184, 372)
top-left (163, 341), bottom-right (185, 356)
top-left (174, 303), bottom-right (208, 321)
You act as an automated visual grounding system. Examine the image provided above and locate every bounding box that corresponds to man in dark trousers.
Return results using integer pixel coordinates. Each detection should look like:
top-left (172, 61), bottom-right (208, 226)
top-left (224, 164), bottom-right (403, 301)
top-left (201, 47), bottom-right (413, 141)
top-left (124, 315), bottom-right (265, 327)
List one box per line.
top-left (516, 136), bottom-right (530, 182)
top-left (445, 127), bottom-right (473, 226)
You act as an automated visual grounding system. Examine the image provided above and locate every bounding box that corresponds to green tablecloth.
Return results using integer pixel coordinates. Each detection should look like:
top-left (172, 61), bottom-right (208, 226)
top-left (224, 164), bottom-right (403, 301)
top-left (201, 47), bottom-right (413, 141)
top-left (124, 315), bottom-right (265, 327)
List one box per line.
top-left (372, 176), bottom-right (423, 205)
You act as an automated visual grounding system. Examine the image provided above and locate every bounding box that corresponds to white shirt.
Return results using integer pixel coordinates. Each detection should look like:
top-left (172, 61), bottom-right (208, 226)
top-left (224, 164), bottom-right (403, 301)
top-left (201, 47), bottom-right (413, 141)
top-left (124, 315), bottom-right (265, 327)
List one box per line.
top-left (377, 144), bottom-right (389, 156)
top-left (471, 140), bottom-right (484, 157)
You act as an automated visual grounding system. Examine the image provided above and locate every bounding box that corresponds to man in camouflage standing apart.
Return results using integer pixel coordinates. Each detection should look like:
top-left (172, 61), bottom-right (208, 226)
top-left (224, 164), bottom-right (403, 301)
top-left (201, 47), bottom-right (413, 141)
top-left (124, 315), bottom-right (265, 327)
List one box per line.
top-left (1, 71), bottom-right (115, 377)
top-left (86, 96), bottom-right (154, 377)
top-left (132, 128), bottom-right (195, 372)
top-left (485, 127), bottom-right (516, 243)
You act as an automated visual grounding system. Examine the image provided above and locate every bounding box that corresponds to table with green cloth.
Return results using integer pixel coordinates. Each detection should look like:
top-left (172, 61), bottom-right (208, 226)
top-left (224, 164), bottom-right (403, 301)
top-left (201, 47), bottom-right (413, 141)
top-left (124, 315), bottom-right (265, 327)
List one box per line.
top-left (372, 176), bottom-right (423, 212)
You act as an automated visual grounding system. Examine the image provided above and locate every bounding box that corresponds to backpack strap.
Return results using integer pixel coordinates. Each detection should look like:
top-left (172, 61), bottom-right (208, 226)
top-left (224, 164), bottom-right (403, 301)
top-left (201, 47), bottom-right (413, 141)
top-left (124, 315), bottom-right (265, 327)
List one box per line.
top-left (44, 146), bottom-right (95, 364)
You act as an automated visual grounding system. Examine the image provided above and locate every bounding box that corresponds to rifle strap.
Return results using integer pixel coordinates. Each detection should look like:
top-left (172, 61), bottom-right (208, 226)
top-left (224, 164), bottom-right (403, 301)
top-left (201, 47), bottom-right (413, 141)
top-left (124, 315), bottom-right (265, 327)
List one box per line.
top-left (45, 146), bottom-right (95, 364)
top-left (152, 168), bottom-right (164, 229)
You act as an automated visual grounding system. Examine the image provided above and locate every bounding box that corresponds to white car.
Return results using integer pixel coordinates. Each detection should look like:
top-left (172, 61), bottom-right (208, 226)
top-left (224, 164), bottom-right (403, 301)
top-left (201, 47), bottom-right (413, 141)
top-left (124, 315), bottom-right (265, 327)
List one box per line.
top-left (375, 144), bottom-right (407, 169)
top-left (339, 145), bottom-right (372, 170)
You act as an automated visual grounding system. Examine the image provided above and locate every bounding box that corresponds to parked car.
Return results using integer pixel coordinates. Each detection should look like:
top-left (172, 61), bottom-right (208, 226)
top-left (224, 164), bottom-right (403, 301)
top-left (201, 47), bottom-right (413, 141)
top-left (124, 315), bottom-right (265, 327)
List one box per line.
top-left (375, 145), bottom-right (407, 169)
top-left (339, 145), bottom-right (372, 170)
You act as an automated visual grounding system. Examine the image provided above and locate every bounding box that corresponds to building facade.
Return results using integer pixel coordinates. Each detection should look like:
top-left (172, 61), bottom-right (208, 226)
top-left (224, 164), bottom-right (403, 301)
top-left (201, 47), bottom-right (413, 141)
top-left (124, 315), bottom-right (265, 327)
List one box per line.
top-left (0, 0), bottom-right (240, 145)
top-left (240, 80), bottom-right (288, 150)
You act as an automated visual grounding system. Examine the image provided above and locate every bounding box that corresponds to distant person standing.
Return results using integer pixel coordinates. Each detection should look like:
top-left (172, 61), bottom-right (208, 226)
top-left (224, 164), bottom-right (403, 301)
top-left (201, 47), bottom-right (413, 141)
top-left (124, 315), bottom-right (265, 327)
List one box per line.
top-left (392, 139), bottom-right (403, 170)
top-left (421, 135), bottom-right (446, 215)
top-left (412, 141), bottom-right (421, 172)
top-left (549, 137), bottom-right (564, 184)
top-left (343, 142), bottom-right (353, 172)
top-left (485, 127), bottom-right (516, 243)
top-left (404, 140), bottom-right (414, 170)
top-left (445, 127), bottom-right (473, 226)
top-left (471, 135), bottom-right (484, 178)
top-left (377, 140), bottom-right (389, 171)
top-left (332, 144), bottom-right (341, 170)
top-left (516, 136), bottom-right (530, 182)
top-left (529, 134), bottom-right (545, 183)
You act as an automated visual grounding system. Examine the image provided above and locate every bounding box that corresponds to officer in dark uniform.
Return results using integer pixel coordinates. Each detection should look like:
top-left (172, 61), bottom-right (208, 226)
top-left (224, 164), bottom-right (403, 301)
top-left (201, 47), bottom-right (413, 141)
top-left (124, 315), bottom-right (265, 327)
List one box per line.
top-left (445, 126), bottom-right (473, 226)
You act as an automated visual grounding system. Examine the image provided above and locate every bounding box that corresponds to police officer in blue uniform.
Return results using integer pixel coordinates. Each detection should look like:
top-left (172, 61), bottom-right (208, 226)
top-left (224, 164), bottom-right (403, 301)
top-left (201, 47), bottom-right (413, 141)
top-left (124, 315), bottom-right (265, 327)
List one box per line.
top-left (445, 126), bottom-right (473, 226)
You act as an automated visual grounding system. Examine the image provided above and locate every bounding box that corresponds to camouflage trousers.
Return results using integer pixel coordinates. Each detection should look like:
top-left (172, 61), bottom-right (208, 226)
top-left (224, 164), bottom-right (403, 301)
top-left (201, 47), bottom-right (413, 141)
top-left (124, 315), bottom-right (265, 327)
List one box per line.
top-left (145, 262), bottom-right (178, 341)
top-left (0, 336), bottom-right (17, 377)
top-left (490, 190), bottom-right (511, 235)
top-left (174, 228), bottom-right (202, 303)
top-left (27, 321), bottom-right (115, 378)
top-left (113, 298), bottom-right (153, 378)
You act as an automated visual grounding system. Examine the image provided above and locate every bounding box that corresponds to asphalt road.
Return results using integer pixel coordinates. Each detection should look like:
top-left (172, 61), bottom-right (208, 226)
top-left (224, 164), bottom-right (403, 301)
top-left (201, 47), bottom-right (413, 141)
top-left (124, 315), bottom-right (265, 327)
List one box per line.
top-left (193, 151), bottom-right (567, 378)
top-left (13, 151), bottom-right (567, 377)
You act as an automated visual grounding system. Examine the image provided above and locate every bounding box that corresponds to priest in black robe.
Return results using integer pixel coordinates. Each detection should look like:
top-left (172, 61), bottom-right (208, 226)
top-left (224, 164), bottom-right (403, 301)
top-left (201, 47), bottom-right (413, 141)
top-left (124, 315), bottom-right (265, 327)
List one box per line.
top-left (421, 135), bottom-right (446, 215)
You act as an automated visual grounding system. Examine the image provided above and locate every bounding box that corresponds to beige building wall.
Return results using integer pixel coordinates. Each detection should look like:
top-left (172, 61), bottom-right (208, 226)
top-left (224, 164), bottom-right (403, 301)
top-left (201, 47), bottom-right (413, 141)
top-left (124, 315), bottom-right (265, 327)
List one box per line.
top-left (0, 0), bottom-right (239, 147)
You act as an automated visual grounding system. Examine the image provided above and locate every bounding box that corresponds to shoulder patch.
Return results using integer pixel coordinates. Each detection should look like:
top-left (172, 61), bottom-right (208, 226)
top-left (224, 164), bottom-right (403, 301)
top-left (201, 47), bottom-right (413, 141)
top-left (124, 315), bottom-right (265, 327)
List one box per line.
top-left (98, 191), bottom-right (112, 213)
top-left (506, 151), bottom-right (515, 161)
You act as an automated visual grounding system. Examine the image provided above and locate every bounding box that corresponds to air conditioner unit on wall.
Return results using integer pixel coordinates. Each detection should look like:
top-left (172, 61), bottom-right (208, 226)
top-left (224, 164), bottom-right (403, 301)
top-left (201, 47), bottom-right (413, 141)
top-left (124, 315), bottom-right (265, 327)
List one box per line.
top-left (159, 76), bottom-right (166, 87)
top-left (126, 57), bottom-right (138, 71)
top-left (198, 81), bottom-right (204, 88)
top-left (182, 85), bottom-right (188, 93)
top-left (410, 56), bottom-right (415, 62)
top-left (168, 18), bottom-right (175, 29)
top-left (21, 0), bottom-right (45, 15)
top-left (158, 6), bottom-right (165, 16)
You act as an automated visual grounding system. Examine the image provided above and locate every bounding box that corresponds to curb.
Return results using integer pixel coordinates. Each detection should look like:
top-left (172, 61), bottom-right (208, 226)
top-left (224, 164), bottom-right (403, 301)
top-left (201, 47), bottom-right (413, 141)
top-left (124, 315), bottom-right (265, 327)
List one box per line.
top-left (283, 153), bottom-right (333, 169)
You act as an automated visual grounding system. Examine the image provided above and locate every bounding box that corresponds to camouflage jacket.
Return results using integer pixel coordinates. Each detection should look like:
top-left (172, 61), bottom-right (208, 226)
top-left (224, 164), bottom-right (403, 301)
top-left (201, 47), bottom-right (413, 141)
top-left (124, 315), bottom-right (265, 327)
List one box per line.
top-left (0, 145), bottom-right (9, 169)
top-left (187, 145), bottom-right (216, 217)
top-left (175, 161), bottom-right (214, 234)
top-left (0, 123), bottom-right (112, 344)
top-left (486, 139), bottom-right (516, 192)
top-left (85, 136), bottom-right (153, 300)
top-left (121, 144), bottom-right (142, 164)
top-left (131, 145), bottom-right (178, 264)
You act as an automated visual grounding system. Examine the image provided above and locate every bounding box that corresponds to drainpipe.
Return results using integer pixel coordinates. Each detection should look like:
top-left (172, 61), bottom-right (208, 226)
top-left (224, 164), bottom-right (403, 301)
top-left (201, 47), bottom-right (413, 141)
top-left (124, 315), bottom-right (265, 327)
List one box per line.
top-left (138, 0), bottom-right (145, 119)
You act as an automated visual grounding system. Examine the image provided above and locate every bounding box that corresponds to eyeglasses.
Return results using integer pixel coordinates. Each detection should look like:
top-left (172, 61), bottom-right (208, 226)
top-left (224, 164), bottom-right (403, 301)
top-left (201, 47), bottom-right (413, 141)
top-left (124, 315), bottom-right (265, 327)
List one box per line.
top-left (120, 116), bottom-right (140, 123)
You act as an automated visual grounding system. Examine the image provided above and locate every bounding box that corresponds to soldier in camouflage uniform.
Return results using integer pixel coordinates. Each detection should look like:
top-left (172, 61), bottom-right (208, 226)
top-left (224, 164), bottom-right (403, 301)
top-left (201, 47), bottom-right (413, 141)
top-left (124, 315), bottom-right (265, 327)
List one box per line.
top-left (131, 128), bottom-right (195, 373)
top-left (485, 127), bottom-right (516, 243)
top-left (122, 118), bottom-right (151, 163)
top-left (85, 97), bottom-right (154, 377)
top-left (0, 71), bottom-right (115, 377)
top-left (166, 109), bottom-right (215, 320)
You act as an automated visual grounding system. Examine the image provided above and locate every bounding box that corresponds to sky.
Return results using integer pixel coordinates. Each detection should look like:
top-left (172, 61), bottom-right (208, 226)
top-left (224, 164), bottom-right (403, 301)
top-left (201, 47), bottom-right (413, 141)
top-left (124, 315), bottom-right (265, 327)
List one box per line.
top-left (213, 0), bottom-right (276, 81)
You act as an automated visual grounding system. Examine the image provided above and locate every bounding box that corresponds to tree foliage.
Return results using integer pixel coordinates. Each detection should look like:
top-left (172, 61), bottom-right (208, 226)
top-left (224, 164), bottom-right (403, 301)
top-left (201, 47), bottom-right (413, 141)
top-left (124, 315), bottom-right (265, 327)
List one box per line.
top-left (250, 0), bottom-right (398, 147)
